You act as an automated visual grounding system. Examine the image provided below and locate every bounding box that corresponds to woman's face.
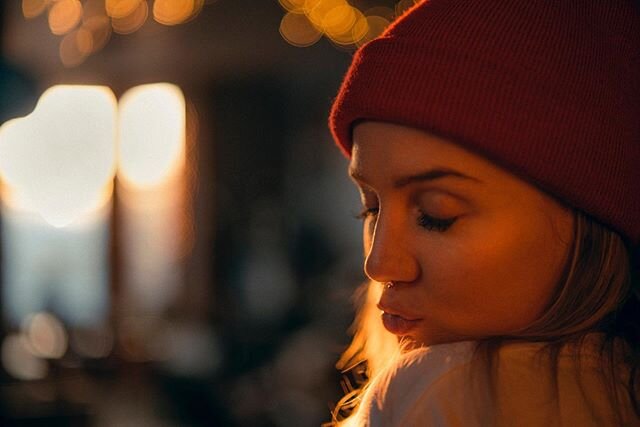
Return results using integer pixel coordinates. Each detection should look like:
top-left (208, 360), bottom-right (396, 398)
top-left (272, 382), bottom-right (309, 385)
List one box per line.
top-left (350, 121), bottom-right (574, 347)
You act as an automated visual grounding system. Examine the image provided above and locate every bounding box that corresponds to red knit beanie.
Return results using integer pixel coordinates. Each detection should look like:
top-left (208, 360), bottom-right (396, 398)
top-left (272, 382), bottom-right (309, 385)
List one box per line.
top-left (329, 0), bottom-right (640, 265)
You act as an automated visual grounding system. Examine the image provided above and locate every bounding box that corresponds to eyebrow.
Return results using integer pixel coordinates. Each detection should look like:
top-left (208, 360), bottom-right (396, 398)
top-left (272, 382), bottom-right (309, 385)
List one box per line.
top-left (349, 167), bottom-right (482, 189)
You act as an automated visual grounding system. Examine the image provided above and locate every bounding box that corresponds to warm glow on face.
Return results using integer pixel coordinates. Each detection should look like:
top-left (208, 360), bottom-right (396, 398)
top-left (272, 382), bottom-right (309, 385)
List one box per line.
top-left (0, 85), bottom-right (118, 227)
top-left (48, 0), bottom-right (84, 35)
top-left (117, 84), bottom-right (186, 189)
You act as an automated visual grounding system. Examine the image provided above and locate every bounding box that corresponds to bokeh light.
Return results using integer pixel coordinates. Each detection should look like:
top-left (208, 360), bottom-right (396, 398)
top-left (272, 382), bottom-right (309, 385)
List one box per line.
top-left (111, 0), bottom-right (149, 34)
top-left (48, 0), bottom-right (83, 36)
top-left (153, 0), bottom-right (201, 26)
top-left (0, 85), bottom-right (118, 227)
top-left (277, 0), bottom-right (402, 48)
top-left (117, 83), bottom-right (186, 188)
top-left (356, 15), bottom-right (390, 47)
top-left (278, 0), bottom-right (306, 14)
top-left (279, 12), bottom-right (323, 48)
top-left (327, 7), bottom-right (367, 46)
top-left (105, 0), bottom-right (143, 19)
top-left (23, 0), bottom-right (210, 66)
top-left (22, 0), bottom-right (50, 19)
top-left (82, 15), bottom-right (113, 54)
top-left (1, 334), bottom-right (48, 380)
top-left (321, 4), bottom-right (356, 38)
top-left (306, 0), bottom-right (344, 28)
top-left (23, 312), bottom-right (69, 359)
top-left (59, 27), bottom-right (93, 67)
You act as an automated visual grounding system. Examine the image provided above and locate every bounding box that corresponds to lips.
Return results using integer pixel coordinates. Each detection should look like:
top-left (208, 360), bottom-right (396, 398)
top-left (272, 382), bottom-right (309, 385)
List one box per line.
top-left (377, 302), bottom-right (422, 336)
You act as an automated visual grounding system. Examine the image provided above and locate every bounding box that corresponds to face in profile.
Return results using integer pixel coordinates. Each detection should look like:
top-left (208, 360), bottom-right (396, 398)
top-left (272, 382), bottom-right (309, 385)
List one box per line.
top-left (350, 121), bottom-right (575, 347)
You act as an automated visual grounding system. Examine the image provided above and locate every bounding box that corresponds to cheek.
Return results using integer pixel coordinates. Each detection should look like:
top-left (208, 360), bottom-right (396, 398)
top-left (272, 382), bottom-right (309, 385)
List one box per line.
top-left (418, 217), bottom-right (568, 332)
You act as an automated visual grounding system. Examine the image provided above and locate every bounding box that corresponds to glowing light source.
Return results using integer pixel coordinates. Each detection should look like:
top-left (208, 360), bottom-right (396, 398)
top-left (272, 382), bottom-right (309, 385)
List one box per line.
top-left (321, 4), bottom-right (357, 38)
top-left (111, 0), bottom-right (149, 34)
top-left (23, 0), bottom-right (209, 66)
top-left (356, 15), bottom-right (390, 47)
top-left (105, 0), bottom-right (143, 19)
top-left (22, 0), bottom-right (50, 19)
top-left (117, 83), bottom-right (186, 188)
top-left (280, 12), bottom-right (323, 48)
top-left (0, 85), bottom-right (118, 227)
top-left (81, 15), bottom-right (113, 54)
top-left (153, 0), bottom-right (201, 26)
top-left (23, 312), bottom-right (68, 359)
top-left (276, 0), bottom-right (408, 49)
top-left (327, 7), bottom-right (367, 45)
top-left (59, 28), bottom-right (93, 67)
top-left (278, 0), bottom-right (307, 14)
top-left (48, 0), bottom-right (83, 35)
top-left (1, 334), bottom-right (48, 380)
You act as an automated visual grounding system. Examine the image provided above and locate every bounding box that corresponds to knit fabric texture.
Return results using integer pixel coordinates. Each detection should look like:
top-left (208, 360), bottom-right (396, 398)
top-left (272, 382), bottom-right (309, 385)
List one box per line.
top-left (328, 0), bottom-right (640, 255)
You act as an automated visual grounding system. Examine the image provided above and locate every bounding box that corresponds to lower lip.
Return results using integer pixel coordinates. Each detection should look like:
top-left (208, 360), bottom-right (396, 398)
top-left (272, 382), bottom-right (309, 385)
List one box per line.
top-left (381, 312), bottom-right (421, 336)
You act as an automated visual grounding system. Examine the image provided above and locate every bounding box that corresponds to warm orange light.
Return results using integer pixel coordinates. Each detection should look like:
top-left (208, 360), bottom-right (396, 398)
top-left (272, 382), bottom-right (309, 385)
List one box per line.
top-left (48, 0), bottom-right (83, 35)
top-left (153, 0), bottom-right (195, 26)
top-left (1, 334), bottom-right (48, 380)
top-left (23, 312), bottom-right (68, 359)
top-left (328, 7), bottom-right (367, 46)
top-left (279, 11), bottom-right (322, 48)
top-left (22, 0), bottom-right (49, 19)
top-left (307, 0), bottom-right (344, 28)
top-left (83, 0), bottom-right (108, 21)
top-left (322, 4), bottom-right (357, 40)
top-left (278, 0), bottom-right (306, 14)
top-left (59, 28), bottom-right (93, 67)
top-left (356, 15), bottom-right (389, 47)
top-left (82, 15), bottom-right (113, 54)
top-left (112, 0), bottom-right (149, 34)
top-left (105, 0), bottom-right (143, 19)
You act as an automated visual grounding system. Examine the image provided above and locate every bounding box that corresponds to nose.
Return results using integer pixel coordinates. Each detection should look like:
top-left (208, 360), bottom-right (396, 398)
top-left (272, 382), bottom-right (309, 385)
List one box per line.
top-left (363, 209), bottom-right (420, 284)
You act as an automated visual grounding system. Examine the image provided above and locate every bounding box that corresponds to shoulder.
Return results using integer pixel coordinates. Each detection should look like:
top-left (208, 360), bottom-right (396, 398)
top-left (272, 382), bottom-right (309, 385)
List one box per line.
top-left (355, 340), bottom-right (477, 426)
top-left (352, 334), bottom-right (634, 427)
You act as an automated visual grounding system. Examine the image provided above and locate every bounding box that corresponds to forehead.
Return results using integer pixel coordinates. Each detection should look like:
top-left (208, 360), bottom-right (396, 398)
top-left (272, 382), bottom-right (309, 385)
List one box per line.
top-left (350, 121), bottom-right (492, 180)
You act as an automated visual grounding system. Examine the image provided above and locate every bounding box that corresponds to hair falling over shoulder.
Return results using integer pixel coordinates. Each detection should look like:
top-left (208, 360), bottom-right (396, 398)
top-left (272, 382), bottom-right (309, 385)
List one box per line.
top-left (329, 210), bottom-right (640, 426)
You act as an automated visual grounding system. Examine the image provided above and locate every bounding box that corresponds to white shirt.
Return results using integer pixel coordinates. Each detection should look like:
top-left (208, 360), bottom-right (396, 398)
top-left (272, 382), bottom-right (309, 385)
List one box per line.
top-left (347, 335), bottom-right (637, 426)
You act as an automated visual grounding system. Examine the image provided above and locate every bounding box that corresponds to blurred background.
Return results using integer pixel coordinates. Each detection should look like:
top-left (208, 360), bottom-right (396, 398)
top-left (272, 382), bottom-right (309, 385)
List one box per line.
top-left (0, 1), bottom-right (417, 426)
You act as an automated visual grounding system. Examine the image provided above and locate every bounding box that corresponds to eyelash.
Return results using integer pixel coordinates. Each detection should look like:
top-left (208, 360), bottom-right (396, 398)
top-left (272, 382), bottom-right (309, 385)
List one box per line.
top-left (353, 207), bottom-right (457, 232)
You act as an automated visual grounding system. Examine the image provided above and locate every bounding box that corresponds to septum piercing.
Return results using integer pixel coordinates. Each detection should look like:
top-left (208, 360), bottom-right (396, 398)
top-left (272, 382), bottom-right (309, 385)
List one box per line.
top-left (385, 282), bottom-right (395, 289)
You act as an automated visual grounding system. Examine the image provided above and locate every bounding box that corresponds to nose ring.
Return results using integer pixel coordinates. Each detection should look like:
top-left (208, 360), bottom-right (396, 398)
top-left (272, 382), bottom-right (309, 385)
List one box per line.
top-left (385, 282), bottom-right (395, 289)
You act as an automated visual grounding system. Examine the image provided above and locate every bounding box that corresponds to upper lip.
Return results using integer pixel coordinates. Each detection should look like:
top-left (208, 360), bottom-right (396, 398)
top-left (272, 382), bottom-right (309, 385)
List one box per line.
top-left (376, 302), bottom-right (421, 321)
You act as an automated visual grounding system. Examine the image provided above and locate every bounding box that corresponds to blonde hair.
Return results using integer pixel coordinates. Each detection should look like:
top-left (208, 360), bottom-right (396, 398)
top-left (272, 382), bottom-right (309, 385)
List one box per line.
top-left (330, 209), bottom-right (639, 425)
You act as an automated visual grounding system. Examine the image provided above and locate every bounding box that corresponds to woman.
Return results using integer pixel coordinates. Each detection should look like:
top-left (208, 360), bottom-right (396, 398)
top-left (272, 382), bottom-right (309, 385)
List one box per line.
top-left (327, 0), bottom-right (640, 425)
